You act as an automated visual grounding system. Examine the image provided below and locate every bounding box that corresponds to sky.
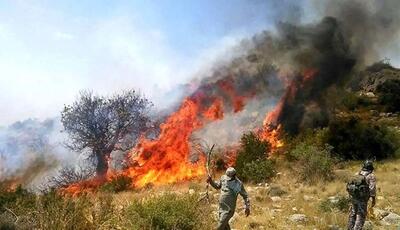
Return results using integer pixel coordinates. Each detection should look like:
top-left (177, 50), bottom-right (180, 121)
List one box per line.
top-left (0, 0), bottom-right (398, 126)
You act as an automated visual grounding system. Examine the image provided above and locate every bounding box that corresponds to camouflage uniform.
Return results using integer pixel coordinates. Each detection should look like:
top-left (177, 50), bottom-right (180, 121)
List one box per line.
top-left (348, 169), bottom-right (376, 230)
top-left (209, 169), bottom-right (250, 230)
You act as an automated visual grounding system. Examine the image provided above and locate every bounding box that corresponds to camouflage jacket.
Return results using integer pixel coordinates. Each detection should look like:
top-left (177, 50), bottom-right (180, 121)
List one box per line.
top-left (210, 175), bottom-right (250, 210)
top-left (359, 170), bottom-right (376, 198)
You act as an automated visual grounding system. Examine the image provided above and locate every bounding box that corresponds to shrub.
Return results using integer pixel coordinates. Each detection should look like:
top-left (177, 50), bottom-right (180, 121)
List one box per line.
top-left (240, 159), bottom-right (276, 183)
top-left (0, 185), bottom-right (35, 213)
top-left (376, 79), bottom-right (400, 112)
top-left (288, 143), bottom-right (335, 184)
top-left (365, 59), bottom-right (395, 73)
top-left (100, 174), bottom-right (132, 193)
top-left (127, 193), bottom-right (213, 230)
top-left (235, 132), bottom-right (275, 182)
top-left (341, 92), bottom-right (372, 111)
top-left (319, 195), bottom-right (350, 213)
top-left (325, 116), bottom-right (397, 160)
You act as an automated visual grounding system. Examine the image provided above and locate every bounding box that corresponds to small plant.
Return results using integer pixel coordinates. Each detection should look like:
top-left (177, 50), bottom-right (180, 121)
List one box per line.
top-left (100, 174), bottom-right (132, 193)
top-left (289, 143), bottom-right (335, 184)
top-left (376, 79), bottom-right (400, 112)
top-left (319, 195), bottom-right (350, 212)
top-left (240, 159), bottom-right (276, 183)
top-left (127, 193), bottom-right (213, 230)
top-left (234, 132), bottom-right (275, 183)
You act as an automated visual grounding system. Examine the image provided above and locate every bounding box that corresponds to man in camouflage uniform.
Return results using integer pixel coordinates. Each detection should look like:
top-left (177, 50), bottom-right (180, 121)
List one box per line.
top-left (207, 167), bottom-right (250, 230)
top-left (348, 160), bottom-right (377, 230)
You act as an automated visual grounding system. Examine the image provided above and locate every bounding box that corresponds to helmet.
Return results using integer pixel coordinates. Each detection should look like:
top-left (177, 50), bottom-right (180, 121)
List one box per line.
top-left (225, 167), bottom-right (236, 178)
top-left (362, 160), bottom-right (374, 172)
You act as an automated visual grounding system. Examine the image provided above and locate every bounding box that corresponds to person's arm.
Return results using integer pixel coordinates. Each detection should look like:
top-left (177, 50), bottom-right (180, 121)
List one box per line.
top-left (207, 176), bottom-right (221, 189)
top-left (368, 174), bottom-right (377, 207)
top-left (239, 183), bottom-right (250, 216)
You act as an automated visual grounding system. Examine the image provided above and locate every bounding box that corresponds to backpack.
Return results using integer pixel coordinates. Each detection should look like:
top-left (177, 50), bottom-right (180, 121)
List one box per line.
top-left (346, 173), bottom-right (370, 199)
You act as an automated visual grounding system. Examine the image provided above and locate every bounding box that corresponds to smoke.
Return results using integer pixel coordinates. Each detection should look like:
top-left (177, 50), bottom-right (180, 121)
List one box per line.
top-left (192, 0), bottom-right (400, 139)
top-left (3, 0), bottom-right (400, 184)
top-left (0, 118), bottom-right (76, 187)
top-left (314, 0), bottom-right (400, 66)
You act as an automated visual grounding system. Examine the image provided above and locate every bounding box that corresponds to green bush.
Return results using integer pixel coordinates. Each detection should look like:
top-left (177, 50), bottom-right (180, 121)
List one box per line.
top-left (240, 160), bottom-right (276, 183)
top-left (127, 193), bottom-right (213, 230)
top-left (100, 174), bottom-right (132, 193)
top-left (288, 143), bottom-right (335, 184)
top-left (235, 132), bottom-right (275, 182)
top-left (319, 195), bottom-right (350, 213)
top-left (325, 116), bottom-right (397, 160)
top-left (0, 185), bottom-right (35, 213)
top-left (376, 79), bottom-right (400, 112)
top-left (341, 92), bottom-right (372, 111)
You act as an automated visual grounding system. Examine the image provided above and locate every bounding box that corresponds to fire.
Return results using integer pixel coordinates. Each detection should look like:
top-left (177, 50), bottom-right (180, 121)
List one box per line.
top-left (125, 98), bottom-right (207, 188)
top-left (258, 124), bottom-right (284, 150)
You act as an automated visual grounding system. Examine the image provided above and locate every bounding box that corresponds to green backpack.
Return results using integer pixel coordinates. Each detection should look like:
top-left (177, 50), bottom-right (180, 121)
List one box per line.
top-left (346, 174), bottom-right (370, 199)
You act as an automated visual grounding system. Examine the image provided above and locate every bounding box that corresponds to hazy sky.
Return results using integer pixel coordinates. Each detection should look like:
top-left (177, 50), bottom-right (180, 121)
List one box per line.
top-left (0, 0), bottom-right (398, 126)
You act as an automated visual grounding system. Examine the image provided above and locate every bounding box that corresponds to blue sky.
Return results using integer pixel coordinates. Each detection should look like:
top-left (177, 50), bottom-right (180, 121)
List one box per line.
top-left (0, 0), bottom-right (398, 125)
top-left (0, 0), bottom-right (288, 125)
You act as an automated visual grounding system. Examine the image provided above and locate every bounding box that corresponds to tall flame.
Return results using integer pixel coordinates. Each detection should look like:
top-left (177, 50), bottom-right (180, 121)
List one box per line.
top-left (125, 98), bottom-right (207, 187)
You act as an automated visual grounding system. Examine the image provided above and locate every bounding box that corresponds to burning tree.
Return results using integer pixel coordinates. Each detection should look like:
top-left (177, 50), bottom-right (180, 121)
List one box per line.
top-left (61, 90), bottom-right (152, 178)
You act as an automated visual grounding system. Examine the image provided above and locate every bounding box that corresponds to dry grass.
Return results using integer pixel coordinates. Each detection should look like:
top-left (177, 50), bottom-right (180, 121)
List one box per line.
top-left (230, 159), bottom-right (400, 229)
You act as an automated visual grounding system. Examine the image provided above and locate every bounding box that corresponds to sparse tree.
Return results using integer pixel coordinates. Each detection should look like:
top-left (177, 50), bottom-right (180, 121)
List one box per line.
top-left (61, 90), bottom-right (152, 178)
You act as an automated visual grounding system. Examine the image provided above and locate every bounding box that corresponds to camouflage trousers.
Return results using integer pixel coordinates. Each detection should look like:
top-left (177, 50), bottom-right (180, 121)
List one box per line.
top-left (217, 201), bottom-right (235, 230)
top-left (217, 209), bottom-right (234, 230)
top-left (348, 200), bottom-right (368, 230)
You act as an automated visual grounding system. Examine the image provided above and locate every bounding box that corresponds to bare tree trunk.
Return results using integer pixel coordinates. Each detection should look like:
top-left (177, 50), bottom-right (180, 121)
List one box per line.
top-left (95, 152), bottom-right (108, 179)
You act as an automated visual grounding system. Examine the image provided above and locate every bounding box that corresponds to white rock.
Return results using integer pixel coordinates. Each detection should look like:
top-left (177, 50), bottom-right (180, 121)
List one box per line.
top-left (363, 220), bottom-right (373, 230)
top-left (303, 195), bottom-right (314, 201)
top-left (270, 196), bottom-right (282, 202)
top-left (382, 212), bottom-right (400, 225)
top-left (288, 214), bottom-right (307, 223)
top-left (188, 189), bottom-right (195, 195)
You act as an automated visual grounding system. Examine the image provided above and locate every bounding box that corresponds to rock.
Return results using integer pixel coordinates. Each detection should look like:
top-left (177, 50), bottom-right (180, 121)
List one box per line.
top-left (327, 224), bottom-right (341, 230)
top-left (267, 185), bottom-right (287, 197)
top-left (381, 212), bottom-right (400, 225)
top-left (270, 196), bottom-right (282, 202)
top-left (373, 208), bottom-right (390, 219)
top-left (328, 196), bottom-right (339, 204)
top-left (288, 214), bottom-right (307, 223)
top-left (365, 92), bottom-right (375, 97)
top-left (188, 189), bottom-right (195, 195)
top-left (363, 220), bottom-right (373, 230)
top-left (303, 195), bottom-right (314, 201)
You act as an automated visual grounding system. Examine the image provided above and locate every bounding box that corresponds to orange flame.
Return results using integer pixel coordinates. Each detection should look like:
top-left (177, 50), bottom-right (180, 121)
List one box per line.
top-left (125, 98), bottom-right (208, 188)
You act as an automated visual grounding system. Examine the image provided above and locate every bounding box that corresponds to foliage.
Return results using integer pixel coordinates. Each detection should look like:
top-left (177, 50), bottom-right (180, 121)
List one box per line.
top-left (240, 160), bottom-right (276, 183)
top-left (376, 79), bottom-right (400, 112)
top-left (288, 142), bottom-right (335, 184)
top-left (0, 185), bottom-right (35, 213)
top-left (235, 132), bottom-right (275, 183)
top-left (127, 193), bottom-right (213, 230)
top-left (319, 195), bottom-right (350, 213)
top-left (42, 165), bottom-right (94, 190)
top-left (325, 116), bottom-right (397, 160)
top-left (61, 90), bottom-right (152, 177)
top-left (365, 59), bottom-right (395, 73)
top-left (341, 91), bottom-right (372, 111)
top-left (100, 174), bottom-right (132, 193)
